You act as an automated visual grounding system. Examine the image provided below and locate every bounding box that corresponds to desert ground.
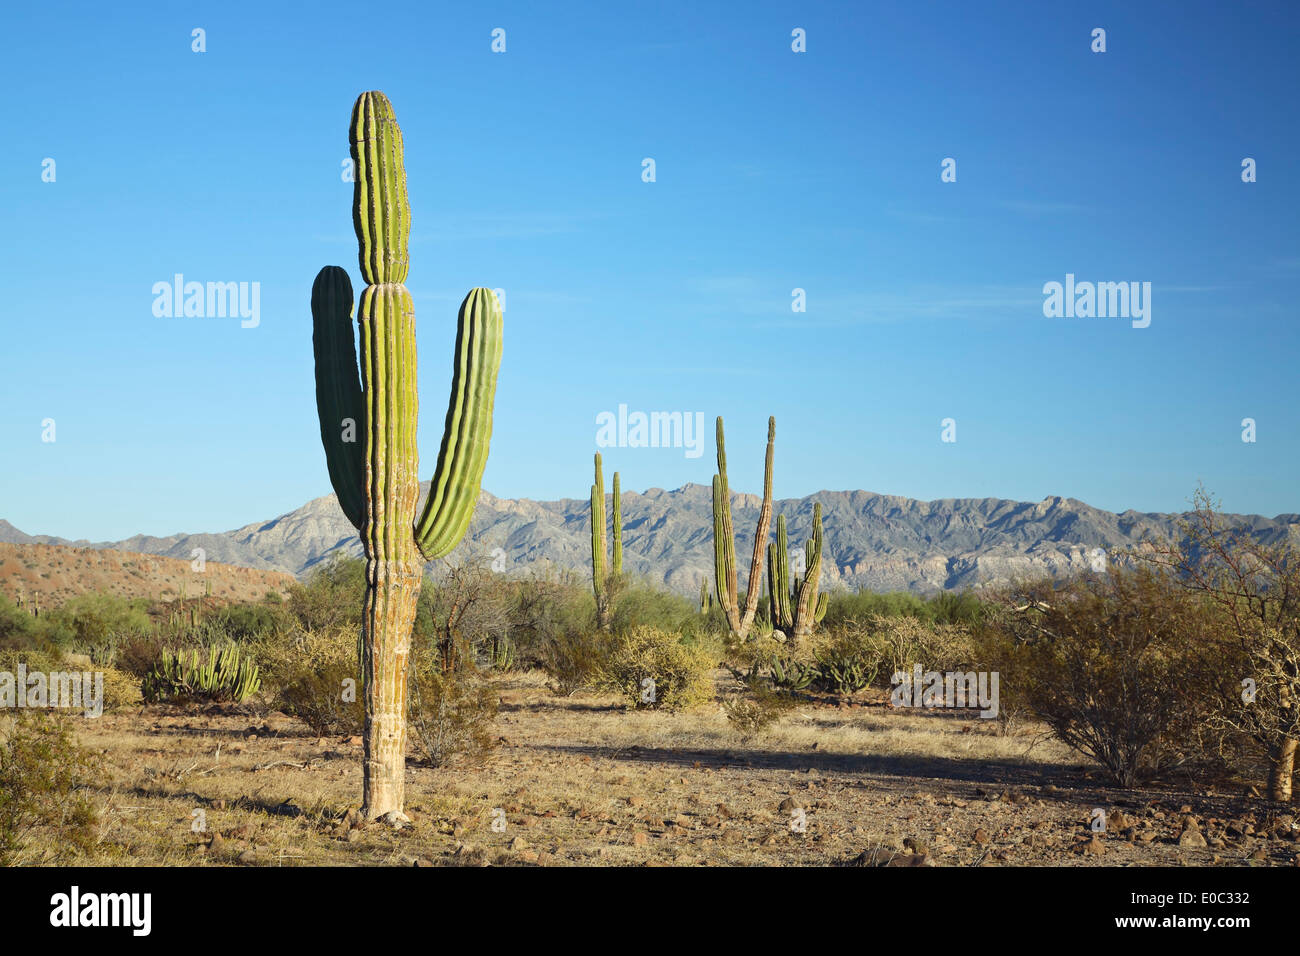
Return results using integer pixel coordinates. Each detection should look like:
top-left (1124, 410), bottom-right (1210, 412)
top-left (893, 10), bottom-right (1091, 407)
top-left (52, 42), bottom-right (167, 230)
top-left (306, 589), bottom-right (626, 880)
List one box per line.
top-left (46, 671), bottom-right (1299, 868)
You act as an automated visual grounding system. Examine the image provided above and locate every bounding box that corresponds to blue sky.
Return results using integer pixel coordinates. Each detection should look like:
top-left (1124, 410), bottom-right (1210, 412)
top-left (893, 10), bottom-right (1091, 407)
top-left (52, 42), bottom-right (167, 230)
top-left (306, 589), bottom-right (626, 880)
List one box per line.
top-left (2, 0), bottom-right (1298, 541)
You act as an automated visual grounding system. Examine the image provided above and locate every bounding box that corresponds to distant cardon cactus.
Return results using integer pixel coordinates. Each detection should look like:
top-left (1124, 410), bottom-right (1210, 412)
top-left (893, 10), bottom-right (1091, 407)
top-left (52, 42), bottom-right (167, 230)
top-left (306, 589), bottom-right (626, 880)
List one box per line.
top-left (311, 91), bottom-right (503, 821)
top-left (711, 416), bottom-right (775, 641)
top-left (590, 453), bottom-right (622, 630)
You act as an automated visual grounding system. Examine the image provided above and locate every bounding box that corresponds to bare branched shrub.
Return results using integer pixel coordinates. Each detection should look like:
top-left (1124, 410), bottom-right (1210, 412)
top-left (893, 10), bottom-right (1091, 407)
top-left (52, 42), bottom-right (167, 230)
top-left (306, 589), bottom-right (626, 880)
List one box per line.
top-left (978, 566), bottom-right (1217, 786)
top-left (1137, 486), bottom-right (1300, 801)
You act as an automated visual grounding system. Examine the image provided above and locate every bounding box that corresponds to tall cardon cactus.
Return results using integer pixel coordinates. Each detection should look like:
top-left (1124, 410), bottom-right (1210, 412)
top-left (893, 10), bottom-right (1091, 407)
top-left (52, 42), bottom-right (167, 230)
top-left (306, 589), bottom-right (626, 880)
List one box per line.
top-left (711, 416), bottom-right (775, 641)
top-left (590, 453), bottom-right (622, 630)
top-left (767, 502), bottom-right (829, 645)
top-left (311, 91), bottom-right (503, 820)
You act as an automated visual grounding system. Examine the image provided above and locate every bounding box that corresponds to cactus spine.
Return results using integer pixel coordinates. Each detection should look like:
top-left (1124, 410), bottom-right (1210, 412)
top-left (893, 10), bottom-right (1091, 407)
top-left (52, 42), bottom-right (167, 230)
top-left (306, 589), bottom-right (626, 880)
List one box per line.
top-left (311, 91), bottom-right (503, 820)
top-left (711, 416), bottom-right (775, 641)
top-left (590, 454), bottom-right (622, 630)
top-left (766, 502), bottom-right (828, 645)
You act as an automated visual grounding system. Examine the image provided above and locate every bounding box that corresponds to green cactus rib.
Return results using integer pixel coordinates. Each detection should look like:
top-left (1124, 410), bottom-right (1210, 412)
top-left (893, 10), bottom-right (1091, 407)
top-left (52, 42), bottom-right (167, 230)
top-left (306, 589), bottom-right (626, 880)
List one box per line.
top-left (611, 471), bottom-right (623, 577)
top-left (311, 266), bottom-right (365, 529)
top-left (413, 288), bottom-right (504, 558)
top-left (711, 416), bottom-right (775, 640)
top-left (350, 91), bottom-right (409, 285)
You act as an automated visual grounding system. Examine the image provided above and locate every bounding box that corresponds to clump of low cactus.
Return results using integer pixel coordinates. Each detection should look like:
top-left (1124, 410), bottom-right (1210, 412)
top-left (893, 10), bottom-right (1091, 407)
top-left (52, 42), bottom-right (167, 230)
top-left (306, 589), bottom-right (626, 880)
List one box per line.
top-left (142, 643), bottom-right (260, 703)
top-left (311, 91), bottom-right (503, 820)
top-left (767, 502), bottom-right (828, 645)
top-left (712, 416), bottom-right (775, 641)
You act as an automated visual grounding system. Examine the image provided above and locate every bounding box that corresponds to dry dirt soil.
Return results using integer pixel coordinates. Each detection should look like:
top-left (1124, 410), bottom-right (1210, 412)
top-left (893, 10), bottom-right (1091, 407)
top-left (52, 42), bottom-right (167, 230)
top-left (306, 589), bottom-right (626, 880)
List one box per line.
top-left (32, 671), bottom-right (1300, 867)
top-left (0, 542), bottom-right (295, 609)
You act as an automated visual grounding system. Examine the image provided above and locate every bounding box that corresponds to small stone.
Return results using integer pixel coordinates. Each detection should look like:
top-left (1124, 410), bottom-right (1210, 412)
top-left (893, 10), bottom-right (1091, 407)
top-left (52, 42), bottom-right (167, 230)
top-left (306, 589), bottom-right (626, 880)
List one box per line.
top-left (632, 831), bottom-right (649, 847)
top-left (972, 828), bottom-right (990, 845)
top-left (1178, 828), bottom-right (1208, 849)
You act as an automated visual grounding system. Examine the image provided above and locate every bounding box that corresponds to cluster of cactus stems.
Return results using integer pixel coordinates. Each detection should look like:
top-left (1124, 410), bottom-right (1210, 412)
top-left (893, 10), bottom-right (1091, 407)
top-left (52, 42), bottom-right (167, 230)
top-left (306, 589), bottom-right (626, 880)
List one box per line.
top-left (711, 415), bottom-right (827, 645)
top-left (590, 453), bottom-right (622, 630)
top-left (699, 578), bottom-right (712, 615)
top-left (767, 503), bottom-right (829, 643)
top-left (142, 643), bottom-right (260, 704)
top-left (311, 91), bottom-right (503, 820)
top-left (711, 416), bottom-right (775, 641)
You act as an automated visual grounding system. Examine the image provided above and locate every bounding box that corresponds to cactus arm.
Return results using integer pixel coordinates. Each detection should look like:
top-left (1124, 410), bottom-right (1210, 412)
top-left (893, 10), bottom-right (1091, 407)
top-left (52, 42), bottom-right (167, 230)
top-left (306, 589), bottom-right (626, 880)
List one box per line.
top-left (769, 515), bottom-right (792, 632)
top-left (791, 502), bottom-right (826, 641)
top-left (311, 266), bottom-right (366, 529)
top-left (413, 288), bottom-right (504, 559)
top-left (737, 416), bottom-right (775, 635)
top-left (350, 91), bottom-right (409, 285)
top-left (611, 471), bottom-right (623, 578)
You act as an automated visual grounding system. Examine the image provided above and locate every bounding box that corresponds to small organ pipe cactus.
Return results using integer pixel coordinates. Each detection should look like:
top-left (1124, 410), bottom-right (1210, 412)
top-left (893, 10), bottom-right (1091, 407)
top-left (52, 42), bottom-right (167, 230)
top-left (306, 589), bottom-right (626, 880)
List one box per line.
top-left (766, 502), bottom-right (828, 645)
top-left (142, 643), bottom-right (260, 703)
top-left (711, 416), bottom-right (775, 641)
top-left (311, 91), bottom-right (503, 820)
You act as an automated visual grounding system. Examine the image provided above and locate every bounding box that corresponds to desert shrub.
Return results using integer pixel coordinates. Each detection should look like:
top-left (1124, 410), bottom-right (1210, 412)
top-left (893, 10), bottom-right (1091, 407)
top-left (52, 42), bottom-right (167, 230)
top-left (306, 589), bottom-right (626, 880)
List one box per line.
top-left (0, 649), bottom-right (141, 713)
top-left (255, 622), bottom-right (363, 733)
top-left (610, 582), bottom-right (698, 635)
top-left (977, 567), bottom-right (1218, 786)
top-left (596, 625), bottom-right (716, 711)
top-left (814, 628), bottom-right (881, 695)
top-left (141, 643), bottom-right (261, 704)
top-left (50, 593), bottom-right (153, 662)
top-left (823, 590), bottom-right (928, 627)
top-left (507, 573), bottom-right (594, 665)
top-left (407, 652), bottom-right (498, 768)
top-left (866, 614), bottom-right (976, 680)
top-left (823, 589), bottom-right (989, 629)
top-left (0, 711), bottom-right (99, 864)
top-left (277, 660), bottom-right (364, 736)
top-left (722, 675), bottom-right (798, 738)
top-left (287, 555), bottom-right (366, 633)
top-left (540, 629), bottom-right (605, 695)
top-left (205, 602), bottom-right (285, 643)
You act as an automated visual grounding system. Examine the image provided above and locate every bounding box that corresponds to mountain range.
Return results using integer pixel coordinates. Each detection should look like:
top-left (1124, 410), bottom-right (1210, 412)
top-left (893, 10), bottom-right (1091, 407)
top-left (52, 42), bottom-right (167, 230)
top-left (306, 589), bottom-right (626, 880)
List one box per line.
top-left (3, 485), bottom-right (1298, 596)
